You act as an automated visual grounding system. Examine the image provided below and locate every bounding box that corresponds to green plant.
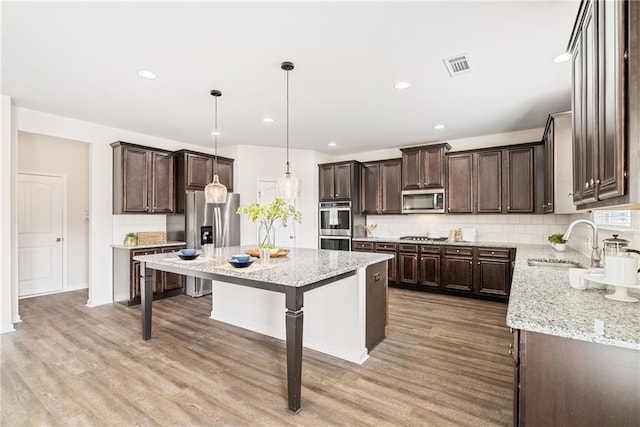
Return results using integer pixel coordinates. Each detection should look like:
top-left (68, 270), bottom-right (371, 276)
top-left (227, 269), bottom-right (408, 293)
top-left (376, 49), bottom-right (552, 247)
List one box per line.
top-left (123, 232), bottom-right (138, 245)
top-left (548, 233), bottom-right (567, 244)
top-left (236, 198), bottom-right (302, 247)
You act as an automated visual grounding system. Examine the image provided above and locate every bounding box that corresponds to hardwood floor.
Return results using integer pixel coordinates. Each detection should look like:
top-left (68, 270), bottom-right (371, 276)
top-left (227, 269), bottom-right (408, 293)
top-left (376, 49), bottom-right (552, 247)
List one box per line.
top-left (1, 288), bottom-right (512, 426)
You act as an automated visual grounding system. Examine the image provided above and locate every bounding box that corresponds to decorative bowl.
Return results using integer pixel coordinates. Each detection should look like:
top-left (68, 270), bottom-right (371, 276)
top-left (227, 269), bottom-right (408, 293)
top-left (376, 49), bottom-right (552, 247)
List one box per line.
top-left (231, 254), bottom-right (251, 262)
top-left (179, 249), bottom-right (197, 256)
top-left (177, 253), bottom-right (200, 261)
top-left (227, 257), bottom-right (257, 268)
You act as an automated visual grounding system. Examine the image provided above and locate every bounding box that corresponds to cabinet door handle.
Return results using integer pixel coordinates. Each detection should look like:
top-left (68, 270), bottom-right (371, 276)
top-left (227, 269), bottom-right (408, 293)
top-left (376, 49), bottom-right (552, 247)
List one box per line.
top-left (469, 261), bottom-right (472, 265)
top-left (456, 249), bottom-right (460, 253)
top-left (508, 342), bottom-right (514, 355)
top-left (145, 206), bottom-right (149, 211)
top-left (477, 261), bottom-right (480, 265)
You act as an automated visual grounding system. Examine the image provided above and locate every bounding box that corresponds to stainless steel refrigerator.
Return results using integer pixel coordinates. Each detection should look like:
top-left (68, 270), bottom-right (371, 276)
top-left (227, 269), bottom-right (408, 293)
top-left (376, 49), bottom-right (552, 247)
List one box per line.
top-left (184, 191), bottom-right (240, 296)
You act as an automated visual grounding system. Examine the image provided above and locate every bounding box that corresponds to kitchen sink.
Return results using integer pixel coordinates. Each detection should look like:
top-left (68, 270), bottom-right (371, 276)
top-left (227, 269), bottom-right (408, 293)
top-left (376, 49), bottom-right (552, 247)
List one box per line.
top-left (527, 258), bottom-right (583, 269)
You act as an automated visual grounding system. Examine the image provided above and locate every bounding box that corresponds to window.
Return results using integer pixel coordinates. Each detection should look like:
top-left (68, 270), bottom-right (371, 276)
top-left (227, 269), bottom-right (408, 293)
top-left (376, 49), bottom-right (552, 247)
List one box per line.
top-left (593, 210), bottom-right (632, 230)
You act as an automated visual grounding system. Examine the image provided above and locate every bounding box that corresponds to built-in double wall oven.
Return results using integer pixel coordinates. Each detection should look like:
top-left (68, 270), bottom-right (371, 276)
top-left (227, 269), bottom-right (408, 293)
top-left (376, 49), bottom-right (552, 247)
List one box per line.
top-left (318, 201), bottom-right (352, 251)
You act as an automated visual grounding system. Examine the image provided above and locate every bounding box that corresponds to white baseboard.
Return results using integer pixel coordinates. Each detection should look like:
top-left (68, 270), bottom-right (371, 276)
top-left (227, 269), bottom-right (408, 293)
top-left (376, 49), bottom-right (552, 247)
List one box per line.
top-left (85, 296), bottom-right (113, 307)
top-left (66, 282), bottom-right (88, 291)
top-left (0, 323), bottom-right (16, 334)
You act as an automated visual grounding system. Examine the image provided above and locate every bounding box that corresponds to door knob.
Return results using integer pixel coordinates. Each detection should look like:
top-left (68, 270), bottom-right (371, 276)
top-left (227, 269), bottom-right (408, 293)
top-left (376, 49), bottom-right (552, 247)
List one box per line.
top-left (56, 237), bottom-right (62, 242)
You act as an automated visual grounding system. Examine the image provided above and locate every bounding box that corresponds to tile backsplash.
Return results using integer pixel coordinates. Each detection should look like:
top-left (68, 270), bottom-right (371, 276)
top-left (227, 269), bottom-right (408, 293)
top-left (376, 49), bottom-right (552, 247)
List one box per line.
top-left (366, 214), bottom-right (572, 244)
top-left (112, 215), bottom-right (166, 245)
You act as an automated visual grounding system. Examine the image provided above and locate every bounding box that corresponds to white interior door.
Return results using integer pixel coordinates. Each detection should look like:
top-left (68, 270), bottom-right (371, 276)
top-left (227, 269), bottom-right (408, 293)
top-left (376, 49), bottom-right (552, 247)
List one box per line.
top-left (18, 173), bottom-right (64, 297)
top-left (257, 179), bottom-right (296, 248)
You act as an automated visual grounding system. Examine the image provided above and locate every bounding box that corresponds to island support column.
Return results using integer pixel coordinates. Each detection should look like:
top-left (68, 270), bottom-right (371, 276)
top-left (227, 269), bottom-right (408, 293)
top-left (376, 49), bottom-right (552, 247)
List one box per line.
top-left (140, 262), bottom-right (153, 340)
top-left (285, 287), bottom-right (304, 413)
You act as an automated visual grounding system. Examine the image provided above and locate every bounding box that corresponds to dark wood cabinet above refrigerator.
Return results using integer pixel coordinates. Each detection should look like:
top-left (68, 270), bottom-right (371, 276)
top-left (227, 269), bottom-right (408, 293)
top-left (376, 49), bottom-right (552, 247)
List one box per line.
top-left (174, 150), bottom-right (234, 213)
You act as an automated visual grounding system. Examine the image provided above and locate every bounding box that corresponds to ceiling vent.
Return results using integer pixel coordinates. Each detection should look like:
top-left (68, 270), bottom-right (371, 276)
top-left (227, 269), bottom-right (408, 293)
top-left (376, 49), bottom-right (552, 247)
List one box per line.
top-left (443, 54), bottom-right (471, 77)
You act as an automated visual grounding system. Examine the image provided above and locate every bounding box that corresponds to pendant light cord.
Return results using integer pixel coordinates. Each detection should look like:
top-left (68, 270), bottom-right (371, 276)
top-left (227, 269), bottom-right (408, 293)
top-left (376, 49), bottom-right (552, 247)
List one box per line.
top-left (213, 92), bottom-right (219, 176)
top-left (285, 67), bottom-right (290, 174)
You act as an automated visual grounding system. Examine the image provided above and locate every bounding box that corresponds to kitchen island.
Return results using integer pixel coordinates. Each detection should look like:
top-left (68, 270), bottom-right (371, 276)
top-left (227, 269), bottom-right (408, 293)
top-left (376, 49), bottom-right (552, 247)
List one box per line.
top-left (133, 246), bottom-right (393, 413)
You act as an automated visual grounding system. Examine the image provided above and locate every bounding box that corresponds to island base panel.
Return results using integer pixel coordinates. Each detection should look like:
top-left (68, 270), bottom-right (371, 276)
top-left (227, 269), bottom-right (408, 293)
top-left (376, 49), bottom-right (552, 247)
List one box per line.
top-left (285, 287), bottom-right (303, 413)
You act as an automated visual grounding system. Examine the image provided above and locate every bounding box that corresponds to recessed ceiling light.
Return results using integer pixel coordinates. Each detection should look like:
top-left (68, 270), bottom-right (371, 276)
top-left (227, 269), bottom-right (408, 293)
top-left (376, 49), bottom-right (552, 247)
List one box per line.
top-left (328, 142), bottom-right (337, 147)
top-left (433, 124), bottom-right (445, 130)
top-left (262, 117), bottom-right (274, 123)
top-left (137, 70), bottom-right (157, 79)
top-left (210, 131), bottom-right (221, 136)
top-left (394, 81), bottom-right (410, 90)
top-left (553, 53), bottom-right (572, 63)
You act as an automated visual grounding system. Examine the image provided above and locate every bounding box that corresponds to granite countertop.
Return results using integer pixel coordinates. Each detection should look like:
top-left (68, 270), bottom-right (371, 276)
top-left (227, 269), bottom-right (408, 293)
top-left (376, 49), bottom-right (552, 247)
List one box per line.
top-left (353, 236), bottom-right (513, 247)
top-left (506, 244), bottom-right (639, 350)
top-left (134, 246), bottom-right (394, 288)
top-left (111, 241), bottom-right (187, 250)
top-left (354, 236), bottom-right (639, 350)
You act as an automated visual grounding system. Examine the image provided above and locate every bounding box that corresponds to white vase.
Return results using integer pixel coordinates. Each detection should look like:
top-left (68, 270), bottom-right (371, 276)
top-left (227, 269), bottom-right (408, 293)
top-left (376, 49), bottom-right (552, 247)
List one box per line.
top-left (552, 243), bottom-right (566, 252)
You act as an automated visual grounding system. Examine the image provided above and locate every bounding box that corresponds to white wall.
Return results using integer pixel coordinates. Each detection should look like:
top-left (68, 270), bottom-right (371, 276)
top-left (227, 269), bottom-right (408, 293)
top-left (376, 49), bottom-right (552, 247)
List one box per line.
top-left (1, 96), bottom-right (16, 333)
top-left (10, 107), bottom-right (229, 314)
top-left (18, 132), bottom-right (90, 290)
top-left (327, 128), bottom-right (545, 162)
top-left (225, 144), bottom-right (321, 249)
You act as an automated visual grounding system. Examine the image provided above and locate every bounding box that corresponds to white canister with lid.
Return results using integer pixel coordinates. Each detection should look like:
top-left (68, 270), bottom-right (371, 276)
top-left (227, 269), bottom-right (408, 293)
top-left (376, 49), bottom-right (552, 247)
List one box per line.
top-left (602, 234), bottom-right (629, 266)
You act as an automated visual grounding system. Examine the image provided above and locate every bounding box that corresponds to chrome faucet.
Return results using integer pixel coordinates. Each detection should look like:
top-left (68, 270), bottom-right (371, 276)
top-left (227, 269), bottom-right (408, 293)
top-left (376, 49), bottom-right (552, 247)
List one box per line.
top-left (562, 219), bottom-right (600, 268)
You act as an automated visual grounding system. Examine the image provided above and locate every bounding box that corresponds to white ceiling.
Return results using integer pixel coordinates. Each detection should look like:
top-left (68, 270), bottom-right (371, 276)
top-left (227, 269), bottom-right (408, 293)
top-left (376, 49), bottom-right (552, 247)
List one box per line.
top-left (2, 1), bottom-right (579, 155)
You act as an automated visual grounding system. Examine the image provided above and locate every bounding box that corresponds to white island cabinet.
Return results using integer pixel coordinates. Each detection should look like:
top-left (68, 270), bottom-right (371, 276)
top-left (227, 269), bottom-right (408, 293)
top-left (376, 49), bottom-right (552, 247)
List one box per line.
top-left (134, 246), bottom-right (392, 414)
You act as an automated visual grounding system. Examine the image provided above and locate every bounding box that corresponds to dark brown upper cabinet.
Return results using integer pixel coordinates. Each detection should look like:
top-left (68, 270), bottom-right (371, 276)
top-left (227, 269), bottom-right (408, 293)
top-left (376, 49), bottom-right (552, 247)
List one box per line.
top-left (361, 159), bottom-right (402, 214)
top-left (505, 146), bottom-right (535, 213)
top-left (112, 141), bottom-right (175, 214)
top-left (446, 144), bottom-right (543, 214)
top-left (446, 153), bottom-right (474, 213)
top-left (318, 161), bottom-right (362, 205)
top-left (174, 150), bottom-right (234, 213)
top-left (476, 150), bottom-right (503, 213)
top-left (401, 143), bottom-right (451, 190)
top-left (569, 0), bottom-right (633, 208)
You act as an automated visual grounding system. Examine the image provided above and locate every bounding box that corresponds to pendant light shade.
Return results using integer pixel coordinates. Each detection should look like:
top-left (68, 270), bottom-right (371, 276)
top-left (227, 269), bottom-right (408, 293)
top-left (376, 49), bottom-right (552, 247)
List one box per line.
top-left (276, 61), bottom-right (302, 199)
top-left (205, 89), bottom-right (228, 204)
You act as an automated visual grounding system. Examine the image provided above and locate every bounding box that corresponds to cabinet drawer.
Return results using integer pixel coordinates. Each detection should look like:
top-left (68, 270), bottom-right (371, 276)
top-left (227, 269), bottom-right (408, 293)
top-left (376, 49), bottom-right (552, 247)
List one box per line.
top-left (398, 244), bottom-right (418, 253)
top-left (131, 248), bottom-right (158, 258)
top-left (353, 241), bottom-right (374, 251)
top-left (375, 243), bottom-right (397, 251)
top-left (478, 248), bottom-right (511, 259)
top-left (444, 246), bottom-right (473, 257)
top-left (419, 245), bottom-right (441, 255)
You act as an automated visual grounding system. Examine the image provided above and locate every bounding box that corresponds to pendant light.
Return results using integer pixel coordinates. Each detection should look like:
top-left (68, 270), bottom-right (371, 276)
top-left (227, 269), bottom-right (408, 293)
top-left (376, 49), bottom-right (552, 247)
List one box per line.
top-left (204, 89), bottom-right (228, 204)
top-left (275, 61), bottom-right (302, 199)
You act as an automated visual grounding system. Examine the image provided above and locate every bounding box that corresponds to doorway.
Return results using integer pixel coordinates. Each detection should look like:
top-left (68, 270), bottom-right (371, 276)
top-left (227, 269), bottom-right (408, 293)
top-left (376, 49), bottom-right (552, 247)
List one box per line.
top-left (17, 173), bottom-right (65, 296)
top-left (257, 179), bottom-right (297, 248)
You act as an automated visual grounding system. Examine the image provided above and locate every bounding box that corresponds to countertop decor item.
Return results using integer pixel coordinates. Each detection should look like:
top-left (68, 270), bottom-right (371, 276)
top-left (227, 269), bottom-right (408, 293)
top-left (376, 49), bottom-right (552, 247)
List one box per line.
top-left (123, 232), bottom-right (138, 246)
top-left (204, 89), bottom-right (228, 204)
top-left (548, 233), bottom-right (567, 251)
top-left (227, 257), bottom-right (257, 268)
top-left (364, 224), bottom-right (377, 238)
top-left (275, 61), bottom-right (302, 199)
top-left (245, 248), bottom-right (290, 258)
top-left (136, 231), bottom-right (167, 245)
top-left (237, 198), bottom-right (302, 248)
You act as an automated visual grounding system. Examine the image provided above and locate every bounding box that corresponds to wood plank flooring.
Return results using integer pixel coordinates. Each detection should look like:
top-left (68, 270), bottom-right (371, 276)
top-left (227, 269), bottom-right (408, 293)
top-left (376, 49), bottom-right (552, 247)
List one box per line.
top-left (1, 288), bottom-right (513, 426)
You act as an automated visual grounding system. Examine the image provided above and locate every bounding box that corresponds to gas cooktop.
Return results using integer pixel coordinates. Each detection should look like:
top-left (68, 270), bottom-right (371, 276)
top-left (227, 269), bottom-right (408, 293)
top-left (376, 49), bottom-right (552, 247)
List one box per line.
top-left (400, 236), bottom-right (448, 242)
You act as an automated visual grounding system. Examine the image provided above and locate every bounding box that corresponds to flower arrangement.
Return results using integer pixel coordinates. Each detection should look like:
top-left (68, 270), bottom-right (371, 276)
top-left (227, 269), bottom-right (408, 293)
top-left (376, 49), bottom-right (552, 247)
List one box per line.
top-left (237, 198), bottom-right (302, 248)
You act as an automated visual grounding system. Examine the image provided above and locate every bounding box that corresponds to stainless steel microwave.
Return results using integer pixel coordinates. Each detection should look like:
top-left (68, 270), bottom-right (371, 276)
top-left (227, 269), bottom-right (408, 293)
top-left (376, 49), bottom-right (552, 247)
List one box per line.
top-left (401, 189), bottom-right (445, 214)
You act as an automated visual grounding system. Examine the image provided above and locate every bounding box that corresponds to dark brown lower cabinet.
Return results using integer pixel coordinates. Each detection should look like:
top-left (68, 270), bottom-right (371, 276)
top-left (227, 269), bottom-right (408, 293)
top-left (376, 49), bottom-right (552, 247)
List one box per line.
top-left (398, 244), bottom-right (418, 285)
top-left (475, 248), bottom-right (512, 297)
top-left (114, 244), bottom-right (186, 306)
top-left (442, 246), bottom-right (474, 292)
top-left (513, 329), bottom-right (640, 426)
top-left (353, 240), bottom-right (513, 300)
top-left (375, 243), bottom-right (397, 284)
top-left (418, 245), bottom-right (441, 288)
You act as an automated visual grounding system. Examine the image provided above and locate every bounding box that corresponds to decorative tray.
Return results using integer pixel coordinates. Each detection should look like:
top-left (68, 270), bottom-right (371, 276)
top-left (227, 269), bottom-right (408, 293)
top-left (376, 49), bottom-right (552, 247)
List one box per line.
top-left (244, 248), bottom-right (290, 258)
